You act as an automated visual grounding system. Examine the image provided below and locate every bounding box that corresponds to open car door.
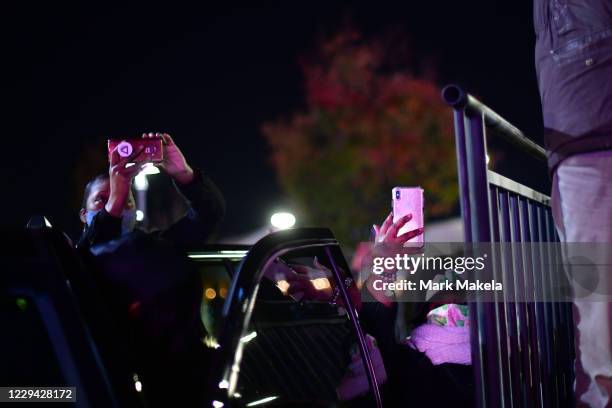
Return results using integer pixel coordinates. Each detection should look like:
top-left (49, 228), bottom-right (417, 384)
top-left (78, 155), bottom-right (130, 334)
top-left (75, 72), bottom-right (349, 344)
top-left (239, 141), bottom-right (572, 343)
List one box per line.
top-left (208, 228), bottom-right (384, 407)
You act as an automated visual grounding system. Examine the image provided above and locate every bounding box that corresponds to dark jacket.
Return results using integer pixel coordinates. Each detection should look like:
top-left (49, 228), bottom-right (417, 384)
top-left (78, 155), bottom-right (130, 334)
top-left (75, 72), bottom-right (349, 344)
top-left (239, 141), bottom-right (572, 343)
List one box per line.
top-left (534, 0), bottom-right (612, 172)
top-left (360, 301), bottom-right (473, 407)
top-left (77, 168), bottom-right (225, 249)
top-left (77, 169), bottom-right (225, 407)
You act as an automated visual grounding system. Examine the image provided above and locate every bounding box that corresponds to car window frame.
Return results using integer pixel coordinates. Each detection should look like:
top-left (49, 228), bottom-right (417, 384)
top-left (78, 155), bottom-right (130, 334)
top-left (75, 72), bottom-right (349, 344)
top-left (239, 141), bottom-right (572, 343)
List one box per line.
top-left (208, 228), bottom-right (383, 407)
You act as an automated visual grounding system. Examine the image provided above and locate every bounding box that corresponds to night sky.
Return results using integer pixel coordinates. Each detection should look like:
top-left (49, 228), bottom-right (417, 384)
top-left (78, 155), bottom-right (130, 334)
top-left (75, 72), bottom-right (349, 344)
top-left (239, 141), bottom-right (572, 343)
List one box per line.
top-left (4, 1), bottom-right (545, 239)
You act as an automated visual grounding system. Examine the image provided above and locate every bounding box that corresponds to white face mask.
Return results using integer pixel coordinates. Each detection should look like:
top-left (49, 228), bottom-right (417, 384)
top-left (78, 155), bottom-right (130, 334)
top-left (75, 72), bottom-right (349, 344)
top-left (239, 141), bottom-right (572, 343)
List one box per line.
top-left (86, 207), bottom-right (137, 235)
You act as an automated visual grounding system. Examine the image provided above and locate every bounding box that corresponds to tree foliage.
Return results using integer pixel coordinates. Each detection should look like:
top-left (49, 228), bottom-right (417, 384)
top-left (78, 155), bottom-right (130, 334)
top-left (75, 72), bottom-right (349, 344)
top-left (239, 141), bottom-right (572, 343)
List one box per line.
top-left (262, 30), bottom-right (457, 246)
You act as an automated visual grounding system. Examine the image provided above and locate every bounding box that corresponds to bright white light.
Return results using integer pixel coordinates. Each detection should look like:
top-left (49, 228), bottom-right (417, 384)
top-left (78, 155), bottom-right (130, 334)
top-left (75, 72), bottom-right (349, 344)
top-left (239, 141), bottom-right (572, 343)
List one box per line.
top-left (212, 401), bottom-right (224, 408)
top-left (240, 331), bottom-right (257, 344)
top-left (270, 212), bottom-right (296, 230)
top-left (141, 163), bottom-right (160, 175)
top-left (246, 396), bottom-right (279, 407)
top-left (486, 154), bottom-right (490, 164)
top-left (132, 374), bottom-right (143, 392)
top-left (136, 210), bottom-right (144, 221)
top-left (44, 217), bottom-right (52, 228)
top-left (134, 381), bottom-right (142, 392)
top-left (134, 173), bottom-right (148, 191)
top-left (218, 380), bottom-right (229, 389)
top-left (188, 254), bottom-right (247, 259)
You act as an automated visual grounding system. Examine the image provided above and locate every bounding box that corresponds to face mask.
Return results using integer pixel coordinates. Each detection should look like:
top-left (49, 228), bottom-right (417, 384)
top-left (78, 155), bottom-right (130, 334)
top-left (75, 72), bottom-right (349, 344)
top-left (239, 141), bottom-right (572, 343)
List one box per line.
top-left (85, 209), bottom-right (99, 227)
top-left (86, 208), bottom-right (137, 235)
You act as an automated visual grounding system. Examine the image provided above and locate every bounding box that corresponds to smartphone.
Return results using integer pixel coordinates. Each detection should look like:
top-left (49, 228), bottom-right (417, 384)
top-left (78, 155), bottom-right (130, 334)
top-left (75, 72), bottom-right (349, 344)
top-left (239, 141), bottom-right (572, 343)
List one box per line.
top-left (107, 138), bottom-right (163, 163)
top-left (392, 187), bottom-right (424, 245)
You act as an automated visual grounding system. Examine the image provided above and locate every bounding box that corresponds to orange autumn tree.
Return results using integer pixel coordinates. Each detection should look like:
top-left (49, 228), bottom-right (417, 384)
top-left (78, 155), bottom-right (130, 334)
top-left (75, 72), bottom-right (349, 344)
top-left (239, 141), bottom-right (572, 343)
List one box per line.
top-left (262, 30), bottom-right (457, 247)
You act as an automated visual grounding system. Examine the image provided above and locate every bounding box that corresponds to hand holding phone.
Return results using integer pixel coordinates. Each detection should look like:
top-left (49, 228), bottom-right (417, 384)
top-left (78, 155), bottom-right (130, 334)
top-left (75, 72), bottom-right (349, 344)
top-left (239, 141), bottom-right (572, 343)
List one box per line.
top-left (108, 138), bottom-right (164, 164)
top-left (392, 186), bottom-right (424, 246)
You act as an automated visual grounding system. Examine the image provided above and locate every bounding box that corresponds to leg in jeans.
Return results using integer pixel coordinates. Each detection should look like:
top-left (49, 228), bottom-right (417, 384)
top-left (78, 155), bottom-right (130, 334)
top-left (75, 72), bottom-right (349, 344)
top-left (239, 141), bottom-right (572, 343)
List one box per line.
top-left (551, 150), bottom-right (612, 407)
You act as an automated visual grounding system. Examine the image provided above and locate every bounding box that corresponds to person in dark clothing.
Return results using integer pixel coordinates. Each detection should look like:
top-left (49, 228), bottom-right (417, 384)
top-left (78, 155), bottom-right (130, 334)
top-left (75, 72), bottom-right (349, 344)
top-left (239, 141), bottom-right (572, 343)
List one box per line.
top-left (78, 132), bottom-right (225, 248)
top-left (359, 302), bottom-right (473, 408)
top-left (77, 132), bottom-right (225, 407)
top-left (360, 213), bottom-right (473, 407)
top-left (534, 2), bottom-right (612, 406)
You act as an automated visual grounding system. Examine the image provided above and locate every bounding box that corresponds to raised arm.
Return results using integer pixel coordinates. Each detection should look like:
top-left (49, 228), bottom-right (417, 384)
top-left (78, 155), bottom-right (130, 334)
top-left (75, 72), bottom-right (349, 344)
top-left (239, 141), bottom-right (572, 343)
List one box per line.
top-left (146, 132), bottom-right (226, 247)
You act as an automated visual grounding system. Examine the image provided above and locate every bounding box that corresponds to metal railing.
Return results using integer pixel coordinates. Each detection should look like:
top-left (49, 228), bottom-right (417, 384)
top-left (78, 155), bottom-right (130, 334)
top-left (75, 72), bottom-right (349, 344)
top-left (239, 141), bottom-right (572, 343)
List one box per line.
top-left (442, 85), bottom-right (575, 408)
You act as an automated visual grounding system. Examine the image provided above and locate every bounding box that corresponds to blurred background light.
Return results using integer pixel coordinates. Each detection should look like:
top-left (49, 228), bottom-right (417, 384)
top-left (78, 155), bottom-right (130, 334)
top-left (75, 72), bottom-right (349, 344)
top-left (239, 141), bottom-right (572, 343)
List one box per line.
top-left (270, 212), bottom-right (296, 230)
top-left (140, 163), bottom-right (160, 175)
top-left (134, 172), bottom-right (148, 191)
top-left (204, 287), bottom-right (217, 300)
top-left (246, 396), bottom-right (279, 407)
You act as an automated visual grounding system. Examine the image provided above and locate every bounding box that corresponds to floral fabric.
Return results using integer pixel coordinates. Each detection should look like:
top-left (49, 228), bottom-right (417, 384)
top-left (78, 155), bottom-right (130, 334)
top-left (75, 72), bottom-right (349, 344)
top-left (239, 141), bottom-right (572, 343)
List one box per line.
top-left (426, 304), bottom-right (469, 328)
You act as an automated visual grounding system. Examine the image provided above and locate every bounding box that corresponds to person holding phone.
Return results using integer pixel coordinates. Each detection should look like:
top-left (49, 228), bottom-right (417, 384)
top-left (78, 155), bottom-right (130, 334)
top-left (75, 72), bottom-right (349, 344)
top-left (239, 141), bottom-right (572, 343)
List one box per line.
top-left (76, 132), bottom-right (225, 407)
top-left (279, 209), bottom-right (472, 406)
top-left (367, 211), bottom-right (472, 408)
top-left (77, 132), bottom-right (225, 248)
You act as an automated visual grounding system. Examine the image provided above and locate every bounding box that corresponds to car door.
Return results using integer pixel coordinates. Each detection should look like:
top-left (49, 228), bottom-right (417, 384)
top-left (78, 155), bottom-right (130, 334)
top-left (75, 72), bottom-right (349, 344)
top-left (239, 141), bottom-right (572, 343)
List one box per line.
top-left (208, 228), bottom-right (384, 408)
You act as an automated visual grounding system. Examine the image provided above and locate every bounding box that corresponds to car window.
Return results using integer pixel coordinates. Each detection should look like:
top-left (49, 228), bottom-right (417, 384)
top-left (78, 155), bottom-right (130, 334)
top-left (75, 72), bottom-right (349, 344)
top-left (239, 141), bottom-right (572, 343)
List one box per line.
top-left (232, 245), bottom-right (381, 407)
top-left (188, 249), bottom-right (247, 343)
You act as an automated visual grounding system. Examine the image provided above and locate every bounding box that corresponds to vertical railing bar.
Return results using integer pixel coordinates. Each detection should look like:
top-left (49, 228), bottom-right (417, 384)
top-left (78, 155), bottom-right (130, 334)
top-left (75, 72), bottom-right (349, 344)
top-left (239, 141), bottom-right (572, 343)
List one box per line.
top-left (519, 197), bottom-right (542, 407)
top-left (465, 114), bottom-right (492, 242)
top-left (536, 205), bottom-right (555, 408)
top-left (509, 194), bottom-right (531, 407)
top-left (458, 111), bottom-right (486, 408)
top-left (466, 111), bottom-right (506, 408)
top-left (490, 185), bottom-right (510, 408)
top-left (499, 189), bottom-right (519, 408)
top-left (453, 109), bottom-right (473, 243)
top-left (528, 202), bottom-right (548, 408)
top-left (465, 111), bottom-right (494, 408)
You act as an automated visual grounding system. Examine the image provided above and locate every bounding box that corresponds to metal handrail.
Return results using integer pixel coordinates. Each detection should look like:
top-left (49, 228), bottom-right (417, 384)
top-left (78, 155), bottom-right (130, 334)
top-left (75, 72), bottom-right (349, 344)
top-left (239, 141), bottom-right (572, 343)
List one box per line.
top-left (442, 84), bottom-right (547, 161)
top-left (443, 84), bottom-right (574, 408)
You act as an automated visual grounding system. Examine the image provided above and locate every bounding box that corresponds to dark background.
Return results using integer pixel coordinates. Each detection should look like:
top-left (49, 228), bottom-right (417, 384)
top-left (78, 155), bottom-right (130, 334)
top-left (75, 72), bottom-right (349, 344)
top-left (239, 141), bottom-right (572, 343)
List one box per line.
top-left (2, 1), bottom-right (545, 239)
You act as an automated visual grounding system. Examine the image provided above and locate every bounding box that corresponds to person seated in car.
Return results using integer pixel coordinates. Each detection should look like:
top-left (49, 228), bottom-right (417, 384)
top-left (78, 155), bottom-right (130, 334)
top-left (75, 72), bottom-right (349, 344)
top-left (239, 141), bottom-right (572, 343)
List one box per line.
top-left (77, 132), bottom-right (225, 407)
top-left (276, 213), bottom-right (473, 407)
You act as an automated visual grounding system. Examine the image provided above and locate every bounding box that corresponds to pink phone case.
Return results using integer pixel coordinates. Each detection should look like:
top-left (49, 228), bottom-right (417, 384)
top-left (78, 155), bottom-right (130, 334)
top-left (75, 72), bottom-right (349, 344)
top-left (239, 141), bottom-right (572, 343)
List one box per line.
top-left (392, 187), bottom-right (424, 245)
